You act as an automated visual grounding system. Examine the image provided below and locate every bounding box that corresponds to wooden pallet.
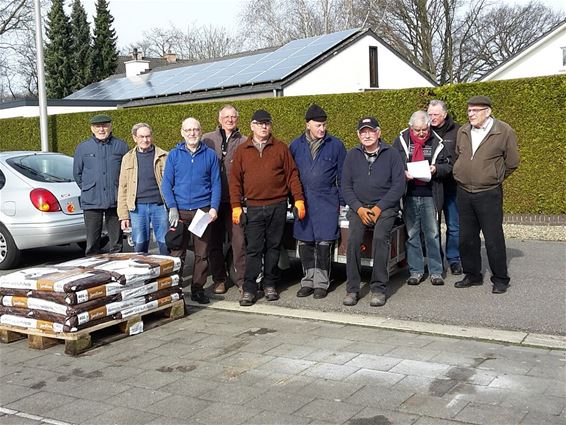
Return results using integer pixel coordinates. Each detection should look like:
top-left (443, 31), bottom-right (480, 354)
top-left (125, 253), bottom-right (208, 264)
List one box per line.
top-left (0, 299), bottom-right (186, 356)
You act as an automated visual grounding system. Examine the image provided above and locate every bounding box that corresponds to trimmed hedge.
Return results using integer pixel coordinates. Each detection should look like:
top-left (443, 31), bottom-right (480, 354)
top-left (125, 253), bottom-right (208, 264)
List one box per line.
top-left (1, 75), bottom-right (564, 214)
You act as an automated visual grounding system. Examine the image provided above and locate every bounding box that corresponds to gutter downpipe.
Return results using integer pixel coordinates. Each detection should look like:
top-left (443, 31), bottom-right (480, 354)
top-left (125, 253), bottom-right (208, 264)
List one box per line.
top-left (34, 0), bottom-right (49, 152)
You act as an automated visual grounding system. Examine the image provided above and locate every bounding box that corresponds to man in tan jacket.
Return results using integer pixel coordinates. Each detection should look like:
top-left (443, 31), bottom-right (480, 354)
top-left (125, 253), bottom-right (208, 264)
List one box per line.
top-left (453, 96), bottom-right (520, 294)
top-left (117, 123), bottom-right (168, 254)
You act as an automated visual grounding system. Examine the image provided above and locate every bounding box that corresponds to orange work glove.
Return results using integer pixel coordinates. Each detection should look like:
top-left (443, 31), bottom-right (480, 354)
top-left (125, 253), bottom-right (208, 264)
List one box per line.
top-left (357, 207), bottom-right (374, 226)
top-left (294, 200), bottom-right (306, 220)
top-left (369, 205), bottom-right (382, 222)
top-left (232, 207), bottom-right (242, 225)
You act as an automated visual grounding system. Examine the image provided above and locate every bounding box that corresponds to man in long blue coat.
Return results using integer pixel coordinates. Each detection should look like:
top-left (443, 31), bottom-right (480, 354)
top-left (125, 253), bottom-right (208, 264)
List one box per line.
top-left (290, 104), bottom-right (347, 299)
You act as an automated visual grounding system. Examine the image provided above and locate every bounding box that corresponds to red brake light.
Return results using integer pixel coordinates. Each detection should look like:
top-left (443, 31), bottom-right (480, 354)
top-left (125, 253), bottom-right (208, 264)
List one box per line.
top-left (30, 188), bottom-right (61, 212)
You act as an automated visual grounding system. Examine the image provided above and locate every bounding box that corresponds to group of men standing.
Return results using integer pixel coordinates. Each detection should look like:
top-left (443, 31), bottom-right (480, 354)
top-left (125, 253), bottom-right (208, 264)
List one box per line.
top-left (72, 94), bottom-right (519, 308)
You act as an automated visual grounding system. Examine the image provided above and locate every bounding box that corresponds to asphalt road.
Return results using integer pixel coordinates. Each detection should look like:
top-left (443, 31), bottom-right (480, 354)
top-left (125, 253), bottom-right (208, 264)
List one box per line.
top-left (1, 238), bottom-right (564, 336)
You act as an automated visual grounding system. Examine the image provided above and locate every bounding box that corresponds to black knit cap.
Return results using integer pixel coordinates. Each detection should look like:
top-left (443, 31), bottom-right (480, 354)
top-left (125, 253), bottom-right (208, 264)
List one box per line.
top-left (165, 223), bottom-right (185, 250)
top-left (251, 109), bottom-right (272, 123)
top-left (305, 104), bottom-right (327, 122)
top-left (467, 95), bottom-right (492, 107)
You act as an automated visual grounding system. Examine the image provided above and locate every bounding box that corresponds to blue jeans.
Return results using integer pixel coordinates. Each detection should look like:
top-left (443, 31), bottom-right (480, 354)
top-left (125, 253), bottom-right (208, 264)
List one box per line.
top-left (129, 203), bottom-right (169, 255)
top-left (404, 196), bottom-right (443, 276)
top-left (442, 191), bottom-right (460, 265)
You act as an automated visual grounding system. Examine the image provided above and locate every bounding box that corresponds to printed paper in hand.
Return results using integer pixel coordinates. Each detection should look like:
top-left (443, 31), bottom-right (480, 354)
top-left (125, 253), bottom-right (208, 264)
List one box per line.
top-left (407, 160), bottom-right (431, 182)
top-left (188, 209), bottom-right (213, 238)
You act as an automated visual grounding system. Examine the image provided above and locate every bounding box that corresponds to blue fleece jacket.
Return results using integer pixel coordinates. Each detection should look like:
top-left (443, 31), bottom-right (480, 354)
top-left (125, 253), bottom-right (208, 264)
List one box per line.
top-left (161, 141), bottom-right (221, 211)
top-left (341, 141), bottom-right (405, 212)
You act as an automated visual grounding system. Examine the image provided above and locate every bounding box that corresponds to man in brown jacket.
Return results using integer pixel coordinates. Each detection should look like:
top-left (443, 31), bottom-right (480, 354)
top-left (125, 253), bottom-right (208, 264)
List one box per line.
top-left (453, 96), bottom-right (520, 294)
top-left (230, 109), bottom-right (305, 306)
top-left (202, 105), bottom-right (247, 295)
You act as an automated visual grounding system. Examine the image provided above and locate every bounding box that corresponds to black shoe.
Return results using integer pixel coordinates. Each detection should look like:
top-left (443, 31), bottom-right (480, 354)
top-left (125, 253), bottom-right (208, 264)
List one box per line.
top-left (191, 291), bottom-right (210, 304)
top-left (454, 275), bottom-right (483, 288)
top-left (492, 286), bottom-right (508, 294)
top-left (343, 292), bottom-right (359, 306)
top-left (264, 286), bottom-right (279, 301)
top-left (296, 287), bottom-right (314, 297)
top-left (450, 263), bottom-right (463, 275)
top-left (313, 288), bottom-right (327, 299)
top-left (239, 291), bottom-right (255, 306)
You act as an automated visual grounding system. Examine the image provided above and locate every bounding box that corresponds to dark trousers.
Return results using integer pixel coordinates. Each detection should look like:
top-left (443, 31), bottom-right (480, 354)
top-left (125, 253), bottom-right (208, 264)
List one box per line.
top-left (457, 186), bottom-right (510, 288)
top-left (346, 207), bottom-right (397, 295)
top-left (170, 208), bottom-right (212, 293)
top-left (83, 208), bottom-right (122, 256)
top-left (298, 241), bottom-right (333, 290)
top-left (243, 202), bottom-right (287, 294)
top-left (208, 202), bottom-right (246, 288)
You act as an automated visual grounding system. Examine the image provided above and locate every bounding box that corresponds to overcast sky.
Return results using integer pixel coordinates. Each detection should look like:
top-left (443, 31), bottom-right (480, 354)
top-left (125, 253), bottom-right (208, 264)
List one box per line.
top-left (75, 0), bottom-right (565, 50)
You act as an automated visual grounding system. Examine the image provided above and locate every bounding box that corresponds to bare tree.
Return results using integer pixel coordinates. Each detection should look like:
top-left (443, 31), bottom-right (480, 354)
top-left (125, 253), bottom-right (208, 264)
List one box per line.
top-left (124, 23), bottom-right (239, 62)
top-left (237, 0), bottom-right (564, 83)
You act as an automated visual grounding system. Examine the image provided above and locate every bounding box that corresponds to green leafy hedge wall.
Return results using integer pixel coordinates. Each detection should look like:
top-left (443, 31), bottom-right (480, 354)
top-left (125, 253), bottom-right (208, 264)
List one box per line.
top-left (1, 75), bottom-right (564, 213)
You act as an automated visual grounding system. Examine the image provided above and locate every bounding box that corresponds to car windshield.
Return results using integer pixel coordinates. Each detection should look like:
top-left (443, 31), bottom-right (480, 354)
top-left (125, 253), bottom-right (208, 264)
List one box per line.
top-left (6, 154), bottom-right (74, 183)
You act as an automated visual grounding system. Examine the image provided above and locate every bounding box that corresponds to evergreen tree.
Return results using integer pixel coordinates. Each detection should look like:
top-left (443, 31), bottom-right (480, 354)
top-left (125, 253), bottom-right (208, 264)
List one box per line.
top-left (90, 0), bottom-right (118, 82)
top-left (44, 0), bottom-right (72, 98)
top-left (69, 0), bottom-right (92, 90)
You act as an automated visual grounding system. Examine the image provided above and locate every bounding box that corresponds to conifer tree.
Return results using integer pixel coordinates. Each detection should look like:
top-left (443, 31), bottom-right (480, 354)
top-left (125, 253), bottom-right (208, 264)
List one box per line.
top-left (90, 0), bottom-right (118, 82)
top-left (44, 0), bottom-right (72, 98)
top-left (69, 0), bottom-right (92, 90)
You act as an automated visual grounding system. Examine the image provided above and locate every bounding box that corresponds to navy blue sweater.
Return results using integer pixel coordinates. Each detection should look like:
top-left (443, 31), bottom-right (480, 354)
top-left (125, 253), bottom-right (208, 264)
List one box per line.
top-left (341, 141), bottom-right (405, 212)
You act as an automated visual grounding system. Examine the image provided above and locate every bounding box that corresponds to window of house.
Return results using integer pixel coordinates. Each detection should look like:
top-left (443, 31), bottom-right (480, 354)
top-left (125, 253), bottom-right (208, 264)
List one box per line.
top-left (562, 47), bottom-right (566, 67)
top-left (369, 46), bottom-right (378, 88)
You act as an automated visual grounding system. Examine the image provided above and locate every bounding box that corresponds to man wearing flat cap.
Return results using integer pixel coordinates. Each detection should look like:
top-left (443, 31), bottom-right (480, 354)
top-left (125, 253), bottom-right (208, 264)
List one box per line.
top-left (289, 104), bottom-right (347, 299)
top-left (341, 117), bottom-right (405, 307)
top-left (453, 96), bottom-right (520, 294)
top-left (73, 114), bottom-right (129, 255)
top-left (229, 109), bottom-right (305, 306)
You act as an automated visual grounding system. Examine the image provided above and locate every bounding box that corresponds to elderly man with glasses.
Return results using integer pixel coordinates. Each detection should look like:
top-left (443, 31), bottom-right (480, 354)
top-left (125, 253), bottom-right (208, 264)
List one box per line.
top-left (202, 105), bottom-right (247, 295)
top-left (229, 109), bottom-right (305, 306)
top-left (162, 117), bottom-right (221, 304)
top-left (453, 96), bottom-right (520, 294)
top-left (393, 110), bottom-right (452, 288)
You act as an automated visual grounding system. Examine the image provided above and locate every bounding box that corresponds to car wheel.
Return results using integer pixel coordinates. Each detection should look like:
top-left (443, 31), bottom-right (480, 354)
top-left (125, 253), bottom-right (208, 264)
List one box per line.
top-left (0, 224), bottom-right (21, 270)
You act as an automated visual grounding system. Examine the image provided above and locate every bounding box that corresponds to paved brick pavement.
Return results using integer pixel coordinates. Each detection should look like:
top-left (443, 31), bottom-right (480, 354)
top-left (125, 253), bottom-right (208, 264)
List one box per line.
top-left (0, 308), bottom-right (564, 425)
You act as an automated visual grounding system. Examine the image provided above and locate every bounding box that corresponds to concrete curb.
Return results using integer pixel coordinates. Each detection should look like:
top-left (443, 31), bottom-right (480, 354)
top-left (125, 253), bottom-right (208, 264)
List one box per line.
top-left (186, 300), bottom-right (566, 350)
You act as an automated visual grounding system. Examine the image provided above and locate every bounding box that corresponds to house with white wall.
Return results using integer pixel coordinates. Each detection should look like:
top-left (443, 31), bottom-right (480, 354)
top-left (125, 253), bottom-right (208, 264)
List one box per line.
top-left (480, 20), bottom-right (566, 81)
top-left (66, 27), bottom-right (436, 108)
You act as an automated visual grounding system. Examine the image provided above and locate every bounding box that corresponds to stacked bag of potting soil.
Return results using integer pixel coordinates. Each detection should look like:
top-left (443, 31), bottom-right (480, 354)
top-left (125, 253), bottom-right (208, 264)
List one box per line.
top-left (0, 253), bottom-right (184, 333)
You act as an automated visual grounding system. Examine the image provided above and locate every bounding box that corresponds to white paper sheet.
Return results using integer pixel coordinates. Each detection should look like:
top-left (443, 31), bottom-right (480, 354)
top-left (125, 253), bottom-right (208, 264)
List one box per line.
top-left (407, 160), bottom-right (431, 182)
top-left (188, 209), bottom-right (213, 238)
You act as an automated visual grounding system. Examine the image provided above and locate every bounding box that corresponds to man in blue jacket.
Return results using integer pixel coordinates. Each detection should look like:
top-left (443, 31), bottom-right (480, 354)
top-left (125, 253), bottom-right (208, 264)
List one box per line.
top-left (161, 117), bottom-right (221, 304)
top-left (341, 117), bottom-right (405, 307)
top-left (290, 104), bottom-right (347, 299)
top-left (73, 114), bottom-right (129, 255)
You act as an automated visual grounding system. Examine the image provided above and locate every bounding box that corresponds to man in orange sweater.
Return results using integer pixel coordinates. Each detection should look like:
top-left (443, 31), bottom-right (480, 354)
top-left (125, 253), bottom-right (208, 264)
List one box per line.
top-left (230, 109), bottom-right (305, 306)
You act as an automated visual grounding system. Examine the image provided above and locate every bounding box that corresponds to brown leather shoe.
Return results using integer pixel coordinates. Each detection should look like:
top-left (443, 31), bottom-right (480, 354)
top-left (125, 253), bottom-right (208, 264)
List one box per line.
top-left (213, 281), bottom-right (227, 294)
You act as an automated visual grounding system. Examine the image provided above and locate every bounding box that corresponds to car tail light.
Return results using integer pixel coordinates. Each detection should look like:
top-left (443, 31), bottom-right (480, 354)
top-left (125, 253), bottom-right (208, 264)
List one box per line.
top-left (30, 188), bottom-right (62, 212)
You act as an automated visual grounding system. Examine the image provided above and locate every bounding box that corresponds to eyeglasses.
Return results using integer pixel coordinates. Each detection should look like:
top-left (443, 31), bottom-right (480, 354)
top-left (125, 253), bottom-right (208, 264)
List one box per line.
top-left (252, 121), bottom-right (271, 127)
top-left (92, 124), bottom-right (110, 129)
top-left (221, 115), bottom-right (238, 120)
top-left (467, 108), bottom-right (488, 114)
top-left (182, 128), bottom-right (200, 133)
top-left (136, 135), bottom-right (152, 139)
top-left (411, 127), bottom-right (428, 134)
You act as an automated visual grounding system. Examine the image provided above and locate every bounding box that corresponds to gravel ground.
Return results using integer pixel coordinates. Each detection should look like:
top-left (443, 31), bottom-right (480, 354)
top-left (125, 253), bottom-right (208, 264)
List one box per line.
top-left (502, 224), bottom-right (566, 241)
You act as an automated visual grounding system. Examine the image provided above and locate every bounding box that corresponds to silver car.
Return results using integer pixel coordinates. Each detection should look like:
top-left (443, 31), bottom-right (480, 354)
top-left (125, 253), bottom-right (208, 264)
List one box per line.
top-left (0, 151), bottom-right (86, 269)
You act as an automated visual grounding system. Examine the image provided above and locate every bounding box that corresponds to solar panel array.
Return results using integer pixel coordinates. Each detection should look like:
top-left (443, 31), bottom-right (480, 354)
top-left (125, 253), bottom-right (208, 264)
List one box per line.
top-left (67, 28), bottom-right (360, 101)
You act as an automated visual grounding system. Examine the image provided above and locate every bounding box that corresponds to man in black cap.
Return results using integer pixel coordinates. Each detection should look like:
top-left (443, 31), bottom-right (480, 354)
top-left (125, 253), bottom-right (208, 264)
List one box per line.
top-left (341, 117), bottom-right (405, 307)
top-left (229, 109), bottom-right (305, 306)
top-left (289, 104), bottom-right (347, 299)
top-left (453, 96), bottom-right (520, 294)
top-left (73, 114), bottom-right (129, 255)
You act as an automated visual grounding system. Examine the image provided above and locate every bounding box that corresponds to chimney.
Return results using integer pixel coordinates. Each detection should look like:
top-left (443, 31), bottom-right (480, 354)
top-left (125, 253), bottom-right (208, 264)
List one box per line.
top-left (163, 51), bottom-right (177, 64)
top-left (125, 48), bottom-right (150, 77)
